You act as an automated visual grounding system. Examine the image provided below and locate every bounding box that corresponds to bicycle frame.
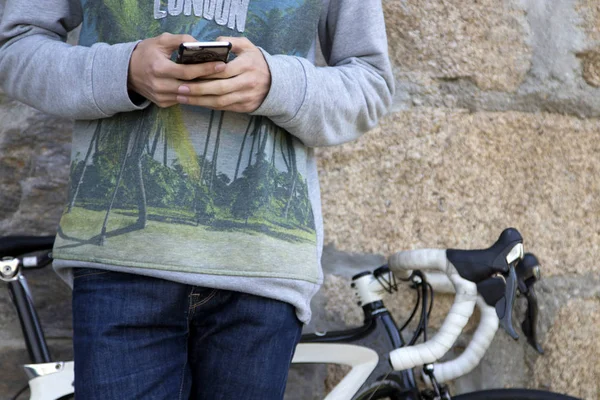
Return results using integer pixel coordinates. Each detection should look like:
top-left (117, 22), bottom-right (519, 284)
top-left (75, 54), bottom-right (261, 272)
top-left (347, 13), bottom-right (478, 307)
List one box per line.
top-left (294, 300), bottom-right (421, 400)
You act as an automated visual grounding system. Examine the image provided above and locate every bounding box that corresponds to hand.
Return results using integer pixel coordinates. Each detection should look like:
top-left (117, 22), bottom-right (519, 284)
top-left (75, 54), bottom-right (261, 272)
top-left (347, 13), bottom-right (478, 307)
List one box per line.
top-left (175, 36), bottom-right (272, 113)
top-left (128, 33), bottom-right (227, 108)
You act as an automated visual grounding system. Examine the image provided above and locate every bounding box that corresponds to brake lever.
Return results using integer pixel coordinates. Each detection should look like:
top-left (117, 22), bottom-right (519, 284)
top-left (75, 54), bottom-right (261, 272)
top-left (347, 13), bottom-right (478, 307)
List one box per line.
top-left (475, 256), bottom-right (520, 340)
top-left (521, 286), bottom-right (543, 353)
top-left (477, 275), bottom-right (505, 309)
top-left (475, 270), bottom-right (517, 339)
top-left (497, 265), bottom-right (519, 339)
top-left (516, 253), bottom-right (543, 354)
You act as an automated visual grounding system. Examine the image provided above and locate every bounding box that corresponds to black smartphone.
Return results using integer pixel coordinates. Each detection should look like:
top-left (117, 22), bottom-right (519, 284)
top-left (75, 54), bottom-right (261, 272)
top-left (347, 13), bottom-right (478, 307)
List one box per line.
top-left (176, 41), bottom-right (232, 64)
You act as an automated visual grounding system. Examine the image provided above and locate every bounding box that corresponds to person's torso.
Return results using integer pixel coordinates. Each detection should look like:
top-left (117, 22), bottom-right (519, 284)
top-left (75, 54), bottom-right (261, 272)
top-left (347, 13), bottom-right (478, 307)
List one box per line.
top-left (52, 0), bottom-right (322, 283)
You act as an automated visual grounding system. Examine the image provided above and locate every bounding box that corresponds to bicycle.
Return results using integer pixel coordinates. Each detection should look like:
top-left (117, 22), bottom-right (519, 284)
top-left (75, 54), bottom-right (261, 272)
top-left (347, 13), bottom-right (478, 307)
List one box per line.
top-left (0, 229), bottom-right (581, 400)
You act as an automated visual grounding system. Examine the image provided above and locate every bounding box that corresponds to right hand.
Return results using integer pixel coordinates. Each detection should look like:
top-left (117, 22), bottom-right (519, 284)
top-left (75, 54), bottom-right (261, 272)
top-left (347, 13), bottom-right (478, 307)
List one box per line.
top-left (127, 33), bottom-right (226, 108)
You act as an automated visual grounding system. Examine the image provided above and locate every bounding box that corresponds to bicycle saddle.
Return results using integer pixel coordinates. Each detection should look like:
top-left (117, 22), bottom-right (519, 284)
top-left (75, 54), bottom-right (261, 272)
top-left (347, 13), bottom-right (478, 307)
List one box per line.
top-left (0, 236), bottom-right (55, 258)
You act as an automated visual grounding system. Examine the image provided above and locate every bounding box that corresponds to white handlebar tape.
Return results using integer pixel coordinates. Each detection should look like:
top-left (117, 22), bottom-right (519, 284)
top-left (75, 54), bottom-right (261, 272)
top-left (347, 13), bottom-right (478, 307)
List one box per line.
top-left (422, 295), bottom-right (498, 384)
top-left (388, 249), bottom-right (478, 371)
top-left (423, 272), bottom-right (455, 294)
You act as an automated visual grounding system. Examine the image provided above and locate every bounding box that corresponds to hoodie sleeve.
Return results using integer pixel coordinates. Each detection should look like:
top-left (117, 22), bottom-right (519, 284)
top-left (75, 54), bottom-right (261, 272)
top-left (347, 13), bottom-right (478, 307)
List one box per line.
top-left (250, 0), bottom-right (395, 148)
top-left (0, 0), bottom-right (149, 119)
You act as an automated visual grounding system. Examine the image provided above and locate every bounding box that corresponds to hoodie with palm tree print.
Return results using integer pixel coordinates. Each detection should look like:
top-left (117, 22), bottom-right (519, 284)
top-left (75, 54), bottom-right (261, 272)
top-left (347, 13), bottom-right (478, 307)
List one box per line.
top-left (0, 0), bottom-right (394, 322)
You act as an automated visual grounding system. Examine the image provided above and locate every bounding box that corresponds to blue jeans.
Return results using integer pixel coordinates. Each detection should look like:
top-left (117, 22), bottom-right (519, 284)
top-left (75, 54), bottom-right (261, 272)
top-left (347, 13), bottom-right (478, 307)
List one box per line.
top-left (72, 268), bottom-right (302, 400)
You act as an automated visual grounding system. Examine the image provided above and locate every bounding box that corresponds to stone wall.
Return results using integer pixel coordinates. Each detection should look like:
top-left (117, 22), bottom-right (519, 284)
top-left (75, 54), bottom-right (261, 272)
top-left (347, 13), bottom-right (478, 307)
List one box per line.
top-left (313, 109), bottom-right (600, 399)
top-left (308, 1), bottom-right (600, 398)
top-left (1, 0), bottom-right (599, 399)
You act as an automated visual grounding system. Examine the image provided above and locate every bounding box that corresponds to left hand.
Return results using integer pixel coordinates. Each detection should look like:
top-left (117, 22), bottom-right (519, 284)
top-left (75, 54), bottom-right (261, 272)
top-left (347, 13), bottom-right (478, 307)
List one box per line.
top-left (175, 36), bottom-right (271, 113)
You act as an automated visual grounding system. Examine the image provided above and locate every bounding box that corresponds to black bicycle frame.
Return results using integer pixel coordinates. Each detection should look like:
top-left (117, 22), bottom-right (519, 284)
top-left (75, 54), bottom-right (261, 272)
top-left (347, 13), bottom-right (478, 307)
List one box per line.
top-left (7, 273), bottom-right (52, 364)
top-left (300, 300), bottom-right (421, 400)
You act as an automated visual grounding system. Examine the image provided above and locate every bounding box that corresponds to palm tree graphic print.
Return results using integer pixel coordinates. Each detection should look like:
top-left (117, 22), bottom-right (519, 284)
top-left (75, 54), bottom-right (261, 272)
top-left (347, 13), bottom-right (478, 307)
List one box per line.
top-left (55, 0), bottom-right (322, 280)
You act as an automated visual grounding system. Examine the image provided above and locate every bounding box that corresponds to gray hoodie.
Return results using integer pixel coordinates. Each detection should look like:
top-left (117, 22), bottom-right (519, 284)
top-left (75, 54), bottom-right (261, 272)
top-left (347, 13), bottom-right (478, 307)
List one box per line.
top-left (0, 0), bottom-right (393, 322)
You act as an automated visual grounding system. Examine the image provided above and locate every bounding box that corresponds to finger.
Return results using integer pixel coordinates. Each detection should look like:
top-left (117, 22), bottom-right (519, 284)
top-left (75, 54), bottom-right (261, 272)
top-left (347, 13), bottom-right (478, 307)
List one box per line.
top-left (156, 32), bottom-right (197, 52)
top-left (200, 54), bottom-right (252, 80)
top-left (178, 75), bottom-right (252, 97)
top-left (153, 94), bottom-right (180, 108)
top-left (148, 78), bottom-right (184, 95)
top-left (217, 36), bottom-right (254, 54)
top-left (178, 89), bottom-right (264, 113)
top-left (160, 61), bottom-right (226, 80)
top-left (177, 91), bottom-right (247, 109)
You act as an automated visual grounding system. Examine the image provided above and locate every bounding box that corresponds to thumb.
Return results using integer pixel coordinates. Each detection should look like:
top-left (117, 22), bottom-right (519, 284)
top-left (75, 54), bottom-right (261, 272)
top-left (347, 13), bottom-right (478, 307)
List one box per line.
top-left (217, 36), bottom-right (255, 54)
top-left (156, 33), bottom-right (197, 51)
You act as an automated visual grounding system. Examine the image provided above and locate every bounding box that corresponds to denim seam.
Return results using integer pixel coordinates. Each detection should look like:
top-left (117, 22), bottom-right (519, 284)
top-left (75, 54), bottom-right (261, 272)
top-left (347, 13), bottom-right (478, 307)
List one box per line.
top-left (177, 343), bottom-right (189, 400)
top-left (190, 288), bottom-right (219, 309)
top-left (178, 289), bottom-right (193, 400)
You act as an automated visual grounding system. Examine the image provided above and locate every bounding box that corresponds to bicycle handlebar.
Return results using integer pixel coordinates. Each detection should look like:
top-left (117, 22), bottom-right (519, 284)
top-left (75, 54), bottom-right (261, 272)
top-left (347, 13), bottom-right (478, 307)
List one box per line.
top-left (388, 249), bottom-right (478, 371)
top-left (387, 229), bottom-right (524, 372)
top-left (418, 252), bottom-right (543, 384)
top-left (422, 295), bottom-right (498, 384)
